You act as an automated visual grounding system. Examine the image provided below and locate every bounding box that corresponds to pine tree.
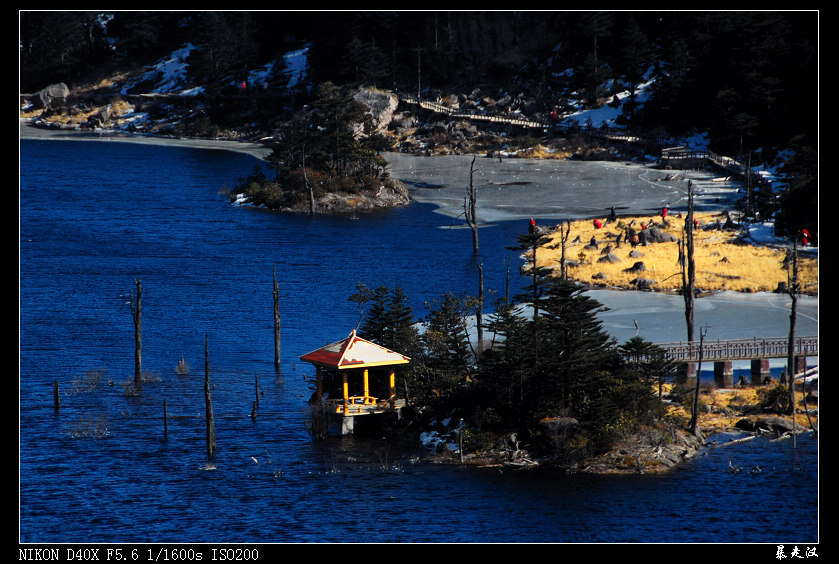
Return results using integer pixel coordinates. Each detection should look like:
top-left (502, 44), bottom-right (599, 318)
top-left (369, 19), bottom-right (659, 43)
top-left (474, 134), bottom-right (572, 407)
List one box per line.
top-left (422, 292), bottom-right (474, 381)
top-left (358, 285), bottom-right (390, 344)
top-left (478, 300), bottom-right (531, 422)
top-left (385, 286), bottom-right (421, 356)
top-left (618, 336), bottom-right (675, 412)
top-left (530, 278), bottom-right (621, 423)
top-left (357, 285), bottom-right (419, 355)
top-left (506, 226), bottom-right (553, 320)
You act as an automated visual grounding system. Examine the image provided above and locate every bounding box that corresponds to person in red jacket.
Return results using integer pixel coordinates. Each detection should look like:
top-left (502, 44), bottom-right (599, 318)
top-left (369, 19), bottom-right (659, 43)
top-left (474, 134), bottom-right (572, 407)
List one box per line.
top-left (593, 218), bottom-right (602, 229)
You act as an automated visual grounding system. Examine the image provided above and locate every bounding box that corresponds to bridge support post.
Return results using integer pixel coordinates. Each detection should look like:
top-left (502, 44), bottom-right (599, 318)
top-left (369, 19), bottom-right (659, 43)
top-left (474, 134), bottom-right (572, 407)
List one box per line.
top-left (676, 362), bottom-right (695, 384)
top-left (713, 361), bottom-right (733, 388)
top-left (795, 356), bottom-right (808, 375)
top-left (751, 359), bottom-right (771, 385)
top-left (782, 356), bottom-right (809, 384)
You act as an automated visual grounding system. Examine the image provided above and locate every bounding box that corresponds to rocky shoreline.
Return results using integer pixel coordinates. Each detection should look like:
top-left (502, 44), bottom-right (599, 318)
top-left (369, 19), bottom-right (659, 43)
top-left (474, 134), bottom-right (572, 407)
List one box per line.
top-left (437, 412), bottom-right (813, 476)
top-left (417, 378), bottom-right (818, 476)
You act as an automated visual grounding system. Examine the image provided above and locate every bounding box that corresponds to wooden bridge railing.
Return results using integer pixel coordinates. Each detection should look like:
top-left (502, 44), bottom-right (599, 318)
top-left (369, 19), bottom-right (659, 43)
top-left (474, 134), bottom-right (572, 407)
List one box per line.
top-left (651, 336), bottom-right (818, 363)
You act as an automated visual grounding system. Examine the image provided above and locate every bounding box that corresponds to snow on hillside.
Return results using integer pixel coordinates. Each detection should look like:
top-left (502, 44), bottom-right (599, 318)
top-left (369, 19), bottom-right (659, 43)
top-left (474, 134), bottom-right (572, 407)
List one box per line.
top-left (246, 46), bottom-right (310, 90)
top-left (116, 42), bottom-right (310, 97)
top-left (120, 43), bottom-right (203, 96)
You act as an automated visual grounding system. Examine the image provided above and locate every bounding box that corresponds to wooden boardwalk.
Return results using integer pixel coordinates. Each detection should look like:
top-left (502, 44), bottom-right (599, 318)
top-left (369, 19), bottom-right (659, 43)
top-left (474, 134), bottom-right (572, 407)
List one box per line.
top-left (399, 93), bottom-right (642, 142)
top-left (659, 146), bottom-right (771, 189)
top-left (399, 94), bottom-right (549, 129)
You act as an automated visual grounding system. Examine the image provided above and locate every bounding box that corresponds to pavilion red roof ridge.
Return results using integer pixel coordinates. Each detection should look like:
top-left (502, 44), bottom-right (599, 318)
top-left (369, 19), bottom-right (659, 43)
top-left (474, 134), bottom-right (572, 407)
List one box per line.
top-left (300, 329), bottom-right (411, 370)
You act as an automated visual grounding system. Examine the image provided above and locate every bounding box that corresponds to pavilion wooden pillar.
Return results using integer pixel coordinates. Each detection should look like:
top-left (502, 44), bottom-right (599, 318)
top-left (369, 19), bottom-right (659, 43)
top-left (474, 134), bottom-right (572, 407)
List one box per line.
top-left (389, 369), bottom-right (396, 409)
top-left (342, 373), bottom-right (349, 413)
top-left (363, 369), bottom-right (370, 401)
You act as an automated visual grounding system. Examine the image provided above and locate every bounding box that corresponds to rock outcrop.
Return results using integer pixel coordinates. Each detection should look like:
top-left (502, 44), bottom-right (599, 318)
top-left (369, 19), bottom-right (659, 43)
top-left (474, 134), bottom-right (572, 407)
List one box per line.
top-left (582, 427), bottom-right (705, 475)
top-left (352, 87), bottom-right (399, 137)
top-left (33, 83), bottom-right (70, 110)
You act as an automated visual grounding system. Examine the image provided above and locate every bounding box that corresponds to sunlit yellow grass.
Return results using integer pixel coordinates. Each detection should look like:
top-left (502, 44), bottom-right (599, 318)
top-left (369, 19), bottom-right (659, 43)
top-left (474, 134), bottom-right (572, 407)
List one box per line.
top-left (518, 145), bottom-right (574, 159)
top-left (661, 384), bottom-right (816, 433)
top-left (536, 211), bottom-right (818, 294)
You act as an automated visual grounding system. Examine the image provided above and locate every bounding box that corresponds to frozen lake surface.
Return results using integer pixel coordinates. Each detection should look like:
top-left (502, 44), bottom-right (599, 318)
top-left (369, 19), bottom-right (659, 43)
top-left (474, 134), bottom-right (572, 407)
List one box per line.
top-left (385, 152), bottom-right (743, 222)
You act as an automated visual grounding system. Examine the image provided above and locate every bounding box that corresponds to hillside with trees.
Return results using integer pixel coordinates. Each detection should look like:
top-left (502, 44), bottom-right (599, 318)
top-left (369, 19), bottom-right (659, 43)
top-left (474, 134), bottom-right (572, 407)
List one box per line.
top-left (20, 11), bottom-right (817, 237)
top-left (20, 11), bottom-right (817, 147)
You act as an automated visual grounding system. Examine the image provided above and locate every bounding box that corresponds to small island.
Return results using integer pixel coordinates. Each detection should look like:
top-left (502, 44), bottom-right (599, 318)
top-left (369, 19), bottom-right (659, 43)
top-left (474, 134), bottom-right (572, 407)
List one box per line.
top-left (227, 84), bottom-right (412, 215)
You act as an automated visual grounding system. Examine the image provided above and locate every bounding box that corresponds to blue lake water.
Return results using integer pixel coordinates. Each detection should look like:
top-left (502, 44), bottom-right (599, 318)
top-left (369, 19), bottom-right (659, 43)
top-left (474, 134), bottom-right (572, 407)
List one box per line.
top-left (19, 136), bottom-right (818, 545)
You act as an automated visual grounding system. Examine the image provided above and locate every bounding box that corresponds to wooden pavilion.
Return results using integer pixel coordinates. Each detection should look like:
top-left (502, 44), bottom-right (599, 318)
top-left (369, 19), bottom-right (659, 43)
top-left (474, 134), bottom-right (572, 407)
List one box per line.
top-left (300, 330), bottom-right (410, 435)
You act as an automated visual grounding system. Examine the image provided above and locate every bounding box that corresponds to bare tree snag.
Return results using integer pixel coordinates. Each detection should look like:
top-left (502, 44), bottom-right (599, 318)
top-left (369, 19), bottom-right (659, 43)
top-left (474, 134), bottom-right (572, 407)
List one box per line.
top-left (786, 238), bottom-right (799, 418)
top-left (273, 267), bottom-right (281, 369)
top-left (204, 334), bottom-right (216, 461)
top-left (558, 221), bottom-right (571, 279)
top-left (129, 278), bottom-right (143, 392)
top-left (505, 257), bottom-right (510, 305)
top-left (689, 326), bottom-right (708, 435)
top-left (476, 263), bottom-right (484, 358)
top-left (464, 156), bottom-right (479, 254)
top-left (681, 181), bottom-right (696, 346)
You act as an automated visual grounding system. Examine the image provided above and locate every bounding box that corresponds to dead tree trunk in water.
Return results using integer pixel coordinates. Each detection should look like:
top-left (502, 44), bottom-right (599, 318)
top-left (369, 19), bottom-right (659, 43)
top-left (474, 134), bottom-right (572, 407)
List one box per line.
top-left (273, 267), bottom-right (281, 369)
top-left (505, 257), bottom-right (510, 305)
top-left (476, 263), bottom-right (484, 359)
top-left (681, 181), bottom-right (701, 436)
top-left (464, 156), bottom-right (479, 254)
top-left (689, 326), bottom-right (708, 435)
top-left (786, 239), bottom-right (800, 418)
top-left (204, 334), bottom-right (216, 462)
top-left (681, 181), bottom-right (696, 345)
top-left (129, 278), bottom-right (143, 392)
